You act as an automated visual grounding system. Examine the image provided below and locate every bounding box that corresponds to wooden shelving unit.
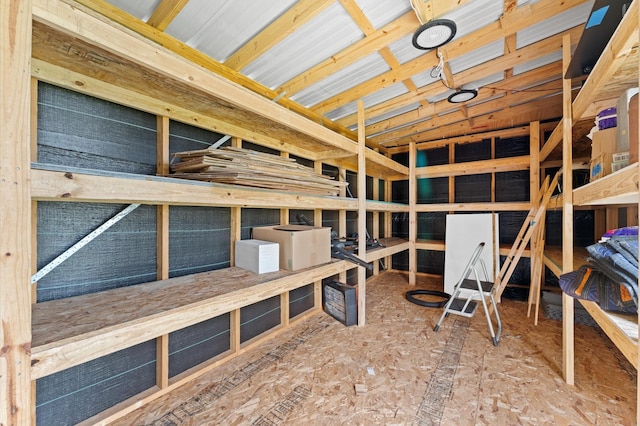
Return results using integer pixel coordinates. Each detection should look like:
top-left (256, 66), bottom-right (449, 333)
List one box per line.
top-left (539, 2), bottom-right (639, 421)
top-left (15, 0), bottom-right (413, 424)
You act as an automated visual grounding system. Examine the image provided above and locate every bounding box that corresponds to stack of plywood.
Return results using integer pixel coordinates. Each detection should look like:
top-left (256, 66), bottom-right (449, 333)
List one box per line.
top-left (169, 146), bottom-right (347, 196)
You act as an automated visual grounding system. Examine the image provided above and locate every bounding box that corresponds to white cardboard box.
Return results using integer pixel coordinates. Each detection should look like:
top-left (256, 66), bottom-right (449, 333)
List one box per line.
top-left (235, 239), bottom-right (279, 274)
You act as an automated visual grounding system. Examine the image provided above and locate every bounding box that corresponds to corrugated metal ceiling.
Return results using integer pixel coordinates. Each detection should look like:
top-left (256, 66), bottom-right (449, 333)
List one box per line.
top-left (99, 0), bottom-right (597, 148)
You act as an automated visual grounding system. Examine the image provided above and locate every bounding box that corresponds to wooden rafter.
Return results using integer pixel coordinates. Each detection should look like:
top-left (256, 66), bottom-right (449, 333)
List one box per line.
top-left (224, 0), bottom-right (334, 71)
top-left (365, 62), bottom-right (562, 137)
top-left (146, 0), bottom-right (189, 31)
top-left (344, 25), bottom-right (580, 132)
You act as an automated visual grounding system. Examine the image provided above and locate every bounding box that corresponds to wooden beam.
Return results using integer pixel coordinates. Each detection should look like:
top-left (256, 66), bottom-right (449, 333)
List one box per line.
top-left (0, 0), bottom-right (32, 423)
top-left (364, 61), bottom-right (562, 136)
top-left (388, 94), bottom-right (563, 146)
top-left (322, 6), bottom-right (584, 120)
top-left (68, 0), bottom-right (358, 143)
top-left (224, 0), bottom-right (333, 71)
top-left (387, 126), bottom-right (534, 154)
top-left (279, 11), bottom-right (417, 96)
top-left (409, 141), bottom-right (417, 285)
top-left (561, 34), bottom-right (575, 386)
top-left (416, 155), bottom-right (530, 178)
top-left (146, 0), bottom-right (190, 31)
top-left (357, 100), bottom-right (367, 325)
top-left (415, 202), bottom-right (530, 212)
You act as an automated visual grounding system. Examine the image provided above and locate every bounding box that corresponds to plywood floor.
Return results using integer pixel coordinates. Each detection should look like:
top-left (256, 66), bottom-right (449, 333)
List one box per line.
top-left (116, 272), bottom-right (637, 425)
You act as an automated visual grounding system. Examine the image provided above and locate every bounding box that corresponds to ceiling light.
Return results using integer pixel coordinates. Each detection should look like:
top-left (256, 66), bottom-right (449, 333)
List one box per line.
top-left (448, 88), bottom-right (478, 103)
top-left (412, 19), bottom-right (457, 50)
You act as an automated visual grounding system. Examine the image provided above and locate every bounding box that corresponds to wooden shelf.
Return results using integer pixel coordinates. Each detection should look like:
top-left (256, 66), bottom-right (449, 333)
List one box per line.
top-left (578, 300), bottom-right (638, 366)
top-left (573, 163), bottom-right (639, 206)
top-left (544, 245), bottom-right (638, 367)
top-left (31, 164), bottom-right (408, 212)
top-left (31, 1), bottom-right (408, 179)
top-left (31, 260), bottom-right (351, 380)
top-left (416, 239), bottom-right (531, 257)
top-left (543, 246), bottom-right (588, 278)
top-left (365, 237), bottom-right (409, 263)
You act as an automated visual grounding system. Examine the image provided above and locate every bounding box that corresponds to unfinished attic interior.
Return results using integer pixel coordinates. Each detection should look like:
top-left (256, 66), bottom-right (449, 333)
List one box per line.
top-left (3, 0), bottom-right (640, 423)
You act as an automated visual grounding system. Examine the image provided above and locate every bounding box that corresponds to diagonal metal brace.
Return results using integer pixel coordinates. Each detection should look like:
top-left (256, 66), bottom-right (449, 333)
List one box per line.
top-left (31, 204), bottom-right (141, 284)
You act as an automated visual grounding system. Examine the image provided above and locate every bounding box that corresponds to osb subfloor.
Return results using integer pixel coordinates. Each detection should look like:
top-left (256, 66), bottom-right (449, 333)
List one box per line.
top-left (116, 272), bottom-right (637, 425)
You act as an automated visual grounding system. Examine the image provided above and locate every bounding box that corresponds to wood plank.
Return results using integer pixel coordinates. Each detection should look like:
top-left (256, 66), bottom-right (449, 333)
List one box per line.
top-left (31, 0), bottom-right (370, 161)
top-left (415, 202), bottom-right (530, 212)
top-left (70, 0), bottom-right (359, 144)
top-left (0, 0), bottom-right (33, 424)
top-left (572, 2), bottom-right (639, 121)
top-left (365, 66), bottom-right (562, 136)
top-left (578, 300), bottom-right (638, 367)
top-left (224, 0), bottom-right (333, 71)
top-left (416, 155), bottom-right (530, 178)
top-left (31, 261), bottom-right (351, 379)
top-left (357, 100), bottom-right (367, 325)
top-left (573, 163), bottom-right (640, 206)
top-left (409, 142), bottom-right (417, 286)
top-left (561, 33), bottom-right (575, 386)
top-left (364, 238), bottom-right (409, 263)
top-left (146, 0), bottom-right (189, 30)
top-left (31, 167), bottom-right (359, 210)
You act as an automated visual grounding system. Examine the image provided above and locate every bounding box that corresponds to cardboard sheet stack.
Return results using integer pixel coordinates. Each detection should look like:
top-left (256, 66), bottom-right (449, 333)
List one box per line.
top-left (169, 146), bottom-right (347, 196)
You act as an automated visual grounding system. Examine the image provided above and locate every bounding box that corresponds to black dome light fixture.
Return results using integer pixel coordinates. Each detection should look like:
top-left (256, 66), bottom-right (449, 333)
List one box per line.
top-left (448, 88), bottom-right (478, 103)
top-left (410, 0), bottom-right (457, 50)
top-left (412, 19), bottom-right (457, 50)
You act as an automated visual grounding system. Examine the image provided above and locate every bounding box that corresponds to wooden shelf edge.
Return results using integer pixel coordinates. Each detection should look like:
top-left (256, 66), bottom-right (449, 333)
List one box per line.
top-left (365, 238), bottom-right (409, 262)
top-left (578, 299), bottom-right (638, 367)
top-left (573, 163), bottom-right (639, 206)
top-left (31, 261), bottom-right (349, 380)
top-left (416, 239), bottom-right (530, 257)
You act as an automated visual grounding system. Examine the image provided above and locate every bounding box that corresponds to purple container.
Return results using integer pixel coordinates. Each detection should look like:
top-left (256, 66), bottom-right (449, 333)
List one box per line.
top-left (597, 107), bottom-right (617, 130)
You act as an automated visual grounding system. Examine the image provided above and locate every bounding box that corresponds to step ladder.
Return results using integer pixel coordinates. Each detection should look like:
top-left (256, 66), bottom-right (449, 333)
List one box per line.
top-left (434, 242), bottom-right (502, 346)
top-left (494, 170), bottom-right (562, 300)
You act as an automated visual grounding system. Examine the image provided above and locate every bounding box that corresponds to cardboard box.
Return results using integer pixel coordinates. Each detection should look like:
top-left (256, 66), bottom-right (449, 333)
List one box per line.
top-left (235, 239), bottom-right (279, 274)
top-left (591, 127), bottom-right (617, 159)
top-left (616, 89), bottom-right (638, 162)
top-left (252, 225), bottom-right (331, 271)
top-left (590, 152), bottom-right (612, 181)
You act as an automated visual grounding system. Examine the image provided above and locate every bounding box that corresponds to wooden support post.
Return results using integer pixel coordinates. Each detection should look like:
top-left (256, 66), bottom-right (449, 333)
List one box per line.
top-left (561, 34), bottom-right (575, 386)
top-left (230, 137), bottom-right (242, 265)
top-left (314, 280), bottom-right (322, 309)
top-left (627, 206), bottom-right (638, 227)
top-left (280, 292), bottom-right (290, 327)
top-left (594, 208), bottom-right (606, 240)
top-left (636, 5), bottom-right (639, 421)
top-left (605, 207), bottom-right (619, 230)
top-left (157, 116), bottom-right (170, 280)
top-left (357, 100), bottom-right (367, 325)
top-left (281, 151), bottom-right (291, 225)
top-left (448, 142), bottom-right (455, 208)
top-left (384, 172), bottom-right (392, 270)
top-left (0, 1), bottom-right (33, 423)
top-left (156, 115), bottom-right (170, 389)
top-left (31, 78), bottom-right (39, 306)
top-left (314, 161), bottom-right (323, 226)
top-left (230, 309), bottom-right (241, 353)
top-left (409, 141), bottom-right (417, 285)
top-left (339, 167), bottom-right (348, 282)
top-left (491, 137), bottom-right (496, 204)
top-left (372, 175), bottom-right (380, 275)
top-left (30, 76), bottom-right (39, 424)
top-left (530, 121), bottom-right (541, 306)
